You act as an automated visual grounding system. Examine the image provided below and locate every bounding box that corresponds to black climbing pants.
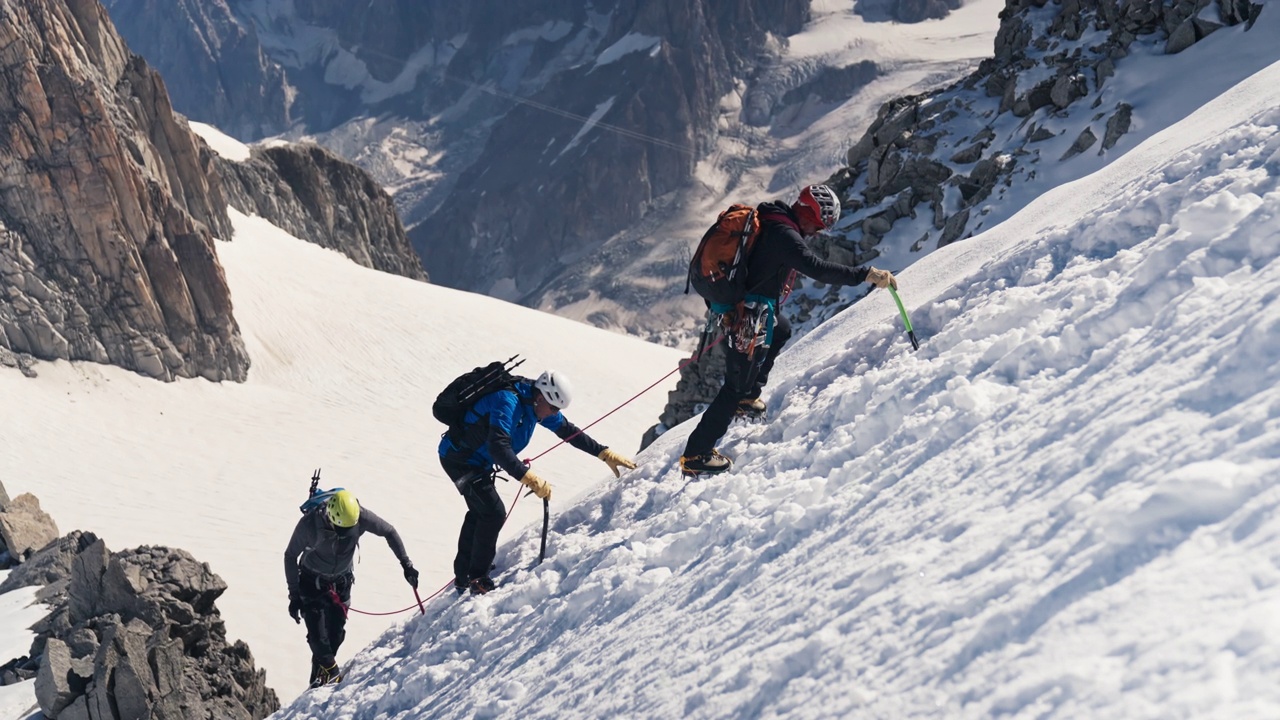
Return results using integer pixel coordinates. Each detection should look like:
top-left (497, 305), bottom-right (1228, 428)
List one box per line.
top-left (298, 567), bottom-right (352, 676)
top-left (684, 313), bottom-right (792, 457)
top-left (443, 459), bottom-right (507, 582)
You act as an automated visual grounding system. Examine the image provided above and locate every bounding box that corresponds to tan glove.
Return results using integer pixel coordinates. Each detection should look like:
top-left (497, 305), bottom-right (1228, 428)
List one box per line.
top-left (520, 469), bottom-right (551, 500)
top-left (866, 267), bottom-right (898, 290)
top-left (598, 448), bottom-right (637, 478)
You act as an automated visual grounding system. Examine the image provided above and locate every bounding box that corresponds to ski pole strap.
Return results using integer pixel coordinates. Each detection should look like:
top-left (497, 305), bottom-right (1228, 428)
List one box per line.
top-left (888, 286), bottom-right (920, 351)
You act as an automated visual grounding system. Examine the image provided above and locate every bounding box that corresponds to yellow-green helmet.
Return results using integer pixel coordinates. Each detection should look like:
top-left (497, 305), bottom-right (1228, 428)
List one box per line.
top-left (326, 490), bottom-right (360, 528)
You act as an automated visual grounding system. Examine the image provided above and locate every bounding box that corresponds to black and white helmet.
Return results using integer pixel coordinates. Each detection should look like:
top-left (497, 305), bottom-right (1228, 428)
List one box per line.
top-left (534, 370), bottom-right (574, 409)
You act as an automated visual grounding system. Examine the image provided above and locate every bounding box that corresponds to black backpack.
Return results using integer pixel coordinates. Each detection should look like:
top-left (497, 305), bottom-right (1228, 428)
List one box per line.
top-left (432, 356), bottom-right (523, 435)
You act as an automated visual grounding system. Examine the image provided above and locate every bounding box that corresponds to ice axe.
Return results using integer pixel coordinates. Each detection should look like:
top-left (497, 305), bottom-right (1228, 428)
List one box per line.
top-left (538, 498), bottom-right (550, 564)
top-left (888, 287), bottom-right (919, 351)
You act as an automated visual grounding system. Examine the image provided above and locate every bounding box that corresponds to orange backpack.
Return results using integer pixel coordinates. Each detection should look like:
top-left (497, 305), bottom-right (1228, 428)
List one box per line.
top-left (686, 204), bottom-right (761, 307)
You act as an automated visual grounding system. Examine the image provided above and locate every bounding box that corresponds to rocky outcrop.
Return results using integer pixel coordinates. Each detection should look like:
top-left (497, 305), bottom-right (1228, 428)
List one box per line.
top-left (217, 143), bottom-right (427, 280)
top-left (642, 342), bottom-right (728, 450)
top-left (99, 0), bottom-right (291, 141)
top-left (0, 491), bottom-right (60, 565)
top-left (824, 0), bottom-right (1266, 268)
top-left (4, 531), bottom-right (278, 720)
top-left (0, 0), bottom-right (249, 381)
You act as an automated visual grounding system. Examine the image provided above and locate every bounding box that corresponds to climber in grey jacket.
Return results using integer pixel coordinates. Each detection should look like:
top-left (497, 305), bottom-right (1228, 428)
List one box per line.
top-left (283, 489), bottom-right (418, 687)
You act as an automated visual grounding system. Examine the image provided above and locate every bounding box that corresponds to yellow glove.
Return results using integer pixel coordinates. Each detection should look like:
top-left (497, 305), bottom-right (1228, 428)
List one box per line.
top-left (520, 469), bottom-right (551, 500)
top-left (598, 448), bottom-right (637, 478)
top-left (866, 267), bottom-right (898, 290)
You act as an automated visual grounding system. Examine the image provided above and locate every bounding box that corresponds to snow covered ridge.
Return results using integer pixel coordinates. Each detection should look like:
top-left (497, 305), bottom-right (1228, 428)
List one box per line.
top-left (272, 62), bottom-right (1280, 718)
top-left (653, 3), bottom-right (1278, 438)
top-left (796, 0), bottom-right (1274, 330)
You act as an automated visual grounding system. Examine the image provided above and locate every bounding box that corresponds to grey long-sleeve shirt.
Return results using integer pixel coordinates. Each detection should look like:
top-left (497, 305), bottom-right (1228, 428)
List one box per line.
top-left (284, 505), bottom-right (410, 596)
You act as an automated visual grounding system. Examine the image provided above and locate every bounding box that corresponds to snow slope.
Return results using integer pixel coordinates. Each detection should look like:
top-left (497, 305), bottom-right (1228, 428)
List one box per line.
top-left (270, 57), bottom-right (1280, 719)
top-left (0, 204), bottom-right (682, 701)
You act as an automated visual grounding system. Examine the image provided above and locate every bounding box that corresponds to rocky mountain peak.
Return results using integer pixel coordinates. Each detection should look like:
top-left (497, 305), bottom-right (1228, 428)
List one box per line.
top-left (0, 0), bottom-right (249, 381)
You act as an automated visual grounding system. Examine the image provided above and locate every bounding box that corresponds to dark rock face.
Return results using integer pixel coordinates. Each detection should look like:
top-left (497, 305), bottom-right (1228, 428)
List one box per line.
top-left (11, 534), bottom-right (279, 720)
top-left (0, 0), bottom-right (249, 381)
top-left (99, 0), bottom-right (291, 140)
top-left (216, 143), bottom-right (427, 281)
top-left (104, 0), bottom-right (810, 308)
top-left (855, 0), bottom-right (964, 23)
top-left (415, 0), bottom-right (809, 299)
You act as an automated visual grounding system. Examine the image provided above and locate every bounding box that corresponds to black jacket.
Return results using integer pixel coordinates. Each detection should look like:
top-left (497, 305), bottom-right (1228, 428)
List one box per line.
top-left (742, 202), bottom-right (869, 299)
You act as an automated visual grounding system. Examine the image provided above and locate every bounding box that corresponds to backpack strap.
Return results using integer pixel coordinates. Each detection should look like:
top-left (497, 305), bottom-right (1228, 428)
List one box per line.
top-left (758, 210), bottom-right (799, 233)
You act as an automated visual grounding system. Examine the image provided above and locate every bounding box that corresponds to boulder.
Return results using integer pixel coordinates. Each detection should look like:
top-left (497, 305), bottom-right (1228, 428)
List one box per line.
top-left (0, 493), bottom-right (59, 562)
top-left (14, 532), bottom-right (278, 720)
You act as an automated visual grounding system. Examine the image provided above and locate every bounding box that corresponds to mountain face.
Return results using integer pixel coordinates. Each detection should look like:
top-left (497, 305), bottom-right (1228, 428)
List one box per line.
top-left (645, 0), bottom-right (1270, 441)
top-left (0, 0), bottom-right (426, 382)
top-left (0, 0), bottom-right (248, 382)
top-left (98, 0), bottom-right (291, 140)
top-left (103, 1), bottom-right (957, 325)
top-left (216, 143), bottom-right (427, 281)
top-left (412, 0), bottom-right (808, 300)
top-left (800, 0), bottom-right (1266, 329)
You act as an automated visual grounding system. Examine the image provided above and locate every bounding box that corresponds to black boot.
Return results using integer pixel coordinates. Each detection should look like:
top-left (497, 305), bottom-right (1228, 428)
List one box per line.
top-left (735, 397), bottom-right (767, 422)
top-left (312, 655), bottom-right (343, 681)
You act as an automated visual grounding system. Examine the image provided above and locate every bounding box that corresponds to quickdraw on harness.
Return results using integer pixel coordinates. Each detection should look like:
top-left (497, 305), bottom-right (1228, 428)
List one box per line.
top-left (703, 294), bottom-right (779, 360)
top-left (694, 258), bottom-right (796, 361)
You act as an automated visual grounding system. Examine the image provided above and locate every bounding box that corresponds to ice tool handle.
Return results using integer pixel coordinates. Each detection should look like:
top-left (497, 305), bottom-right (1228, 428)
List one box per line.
top-left (888, 287), bottom-right (919, 351)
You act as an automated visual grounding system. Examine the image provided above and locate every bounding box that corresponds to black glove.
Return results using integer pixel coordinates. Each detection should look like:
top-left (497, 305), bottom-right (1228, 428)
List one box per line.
top-left (288, 594), bottom-right (302, 624)
top-left (402, 561), bottom-right (419, 589)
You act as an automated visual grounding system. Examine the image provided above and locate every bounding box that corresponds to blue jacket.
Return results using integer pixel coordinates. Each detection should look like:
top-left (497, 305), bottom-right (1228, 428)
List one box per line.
top-left (437, 379), bottom-right (604, 479)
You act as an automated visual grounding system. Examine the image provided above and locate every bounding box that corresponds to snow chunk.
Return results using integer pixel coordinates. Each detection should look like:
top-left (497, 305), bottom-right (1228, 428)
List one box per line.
top-left (555, 97), bottom-right (616, 160)
top-left (592, 33), bottom-right (662, 70)
top-left (504, 21), bottom-right (574, 46)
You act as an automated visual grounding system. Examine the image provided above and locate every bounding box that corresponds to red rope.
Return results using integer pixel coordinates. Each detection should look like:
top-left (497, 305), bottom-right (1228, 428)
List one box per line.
top-left (507, 332), bottom-right (727, 514)
top-left (342, 579), bottom-right (454, 616)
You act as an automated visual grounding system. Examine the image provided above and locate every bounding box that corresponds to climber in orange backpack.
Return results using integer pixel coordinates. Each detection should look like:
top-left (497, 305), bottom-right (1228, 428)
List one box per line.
top-left (680, 184), bottom-right (898, 476)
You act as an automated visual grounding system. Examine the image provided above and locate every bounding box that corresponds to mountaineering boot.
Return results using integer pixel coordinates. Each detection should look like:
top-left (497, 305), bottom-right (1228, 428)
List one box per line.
top-left (679, 449), bottom-right (733, 477)
top-left (310, 660), bottom-right (341, 688)
top-left (469, 576), bottom-right (496, 595)
top-left (735, 397), bottom-right (767, 422)
top-left (453, 577), bottom-right (468, 596)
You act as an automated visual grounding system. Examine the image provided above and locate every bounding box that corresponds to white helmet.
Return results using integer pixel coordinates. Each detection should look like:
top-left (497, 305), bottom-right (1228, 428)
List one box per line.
top-left (534, 370), bottom-right (573, 409)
